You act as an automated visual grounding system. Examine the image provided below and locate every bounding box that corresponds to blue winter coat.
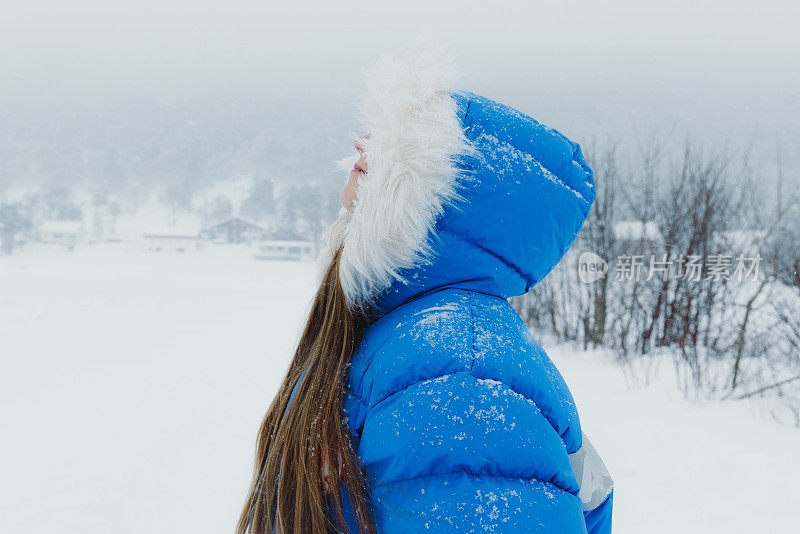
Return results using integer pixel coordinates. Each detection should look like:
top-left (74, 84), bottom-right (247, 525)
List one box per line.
top-left (337, 92), bottom-right (613, 533)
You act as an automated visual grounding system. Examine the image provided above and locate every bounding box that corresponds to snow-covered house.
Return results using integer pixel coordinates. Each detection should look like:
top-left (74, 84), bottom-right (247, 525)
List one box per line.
top-left (144, 233), bottom-right (203, 253)
top-left (254, 240), bottom-right (316, 262)
top-left (717, 230), bottom-right (767, 256)
top-left (200, 217), bottom-right (267, 244)
top-left (39, 220), bottom-right (83, 251)
top-left (614, 220), bottom-right (661, 253)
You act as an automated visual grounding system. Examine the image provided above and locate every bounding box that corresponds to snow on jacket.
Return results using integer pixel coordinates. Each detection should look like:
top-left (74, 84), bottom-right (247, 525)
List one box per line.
top-left (320, 47), bottom-right (614, 533)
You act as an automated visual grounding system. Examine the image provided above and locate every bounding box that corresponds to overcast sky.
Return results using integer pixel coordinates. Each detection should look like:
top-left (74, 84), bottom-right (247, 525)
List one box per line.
top-left (3, 1), bottom-right (797, 96)
top-left (2, 1), bottom-right (798, 191)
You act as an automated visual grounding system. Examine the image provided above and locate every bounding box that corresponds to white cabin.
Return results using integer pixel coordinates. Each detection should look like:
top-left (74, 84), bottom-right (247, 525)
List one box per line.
top-left (254, 240), bottom-right (315, 262)
top-left (39, 220), bottom-right (83, 250)
top-left (614, 220), bottom-right (662, 252)
top-left (144, 234), bottom-right (202, 253)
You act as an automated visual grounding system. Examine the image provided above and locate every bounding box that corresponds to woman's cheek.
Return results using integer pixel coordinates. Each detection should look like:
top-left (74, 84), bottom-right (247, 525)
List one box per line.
top-left (341, 171), bottom-right (360, 209)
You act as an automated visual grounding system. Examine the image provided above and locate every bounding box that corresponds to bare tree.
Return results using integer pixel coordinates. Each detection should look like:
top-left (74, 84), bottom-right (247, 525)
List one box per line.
top-left (512, 136), bottom-right (800, 413)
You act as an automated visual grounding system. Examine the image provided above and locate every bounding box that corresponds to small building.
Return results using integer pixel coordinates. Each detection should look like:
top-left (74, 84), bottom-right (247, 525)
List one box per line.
top-left (254, 240), bottom-right (316, 262)
top-left (718, 230), bottom-right (767, 256)
top-left (614, 220), bottom-right (661, 253)
top-left (144, 234), bottom-right (202, 253)
top-left (39, 220), bottom-right (83, 251)
top-left (200, 217), bottom-right (266, 244)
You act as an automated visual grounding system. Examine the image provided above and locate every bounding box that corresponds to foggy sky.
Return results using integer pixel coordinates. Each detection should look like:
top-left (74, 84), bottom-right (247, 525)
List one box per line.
top-left (2, 1), bottom-right (799, 193)
top-left (3, 1), bottom-right (797, 97)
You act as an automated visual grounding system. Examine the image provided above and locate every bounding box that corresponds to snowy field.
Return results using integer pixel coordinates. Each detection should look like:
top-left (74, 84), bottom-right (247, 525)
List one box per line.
top-left (1, 245), bottom-right (798, 533)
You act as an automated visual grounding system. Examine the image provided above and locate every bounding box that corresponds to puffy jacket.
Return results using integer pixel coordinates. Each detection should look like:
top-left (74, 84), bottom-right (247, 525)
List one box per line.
top-left (320, 47), bottom-right (613, 533)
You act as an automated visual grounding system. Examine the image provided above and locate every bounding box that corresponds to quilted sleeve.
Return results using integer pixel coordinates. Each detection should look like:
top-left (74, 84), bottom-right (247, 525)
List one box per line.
top-left (352, 372), bottom-right (588, 533)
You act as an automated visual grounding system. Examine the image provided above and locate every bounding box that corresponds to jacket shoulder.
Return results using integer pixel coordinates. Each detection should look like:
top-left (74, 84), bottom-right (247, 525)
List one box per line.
top-left (348, 288), bottom-right (474, 409)
top-left (468, 293), bottom-right (582, 453)
top-left (346, 288), bottom-right (581, 455)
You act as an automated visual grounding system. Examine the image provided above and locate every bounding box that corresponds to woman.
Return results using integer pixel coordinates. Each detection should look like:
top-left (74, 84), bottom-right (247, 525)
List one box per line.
top-left (238, 47), bottom-right (613, 533)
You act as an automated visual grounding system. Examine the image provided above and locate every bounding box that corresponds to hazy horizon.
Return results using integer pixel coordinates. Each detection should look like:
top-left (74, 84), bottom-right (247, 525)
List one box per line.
top-left (2, 1), bottom-right (798, 199)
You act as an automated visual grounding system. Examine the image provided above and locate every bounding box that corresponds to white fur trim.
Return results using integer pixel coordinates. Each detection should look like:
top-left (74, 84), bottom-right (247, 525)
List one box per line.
top-left (321, 46), bottom-right (471, 310)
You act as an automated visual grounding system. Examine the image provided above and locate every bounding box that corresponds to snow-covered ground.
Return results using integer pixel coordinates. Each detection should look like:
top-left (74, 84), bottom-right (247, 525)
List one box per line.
top-left (555, 348), bottom-right (800, 533)
top-left (1, 245), bottom-right (798, 533)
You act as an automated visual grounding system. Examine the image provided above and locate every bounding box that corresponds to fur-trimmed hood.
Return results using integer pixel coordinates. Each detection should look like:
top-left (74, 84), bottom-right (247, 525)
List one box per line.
top-left (322, 47), bottom-right (595, 313)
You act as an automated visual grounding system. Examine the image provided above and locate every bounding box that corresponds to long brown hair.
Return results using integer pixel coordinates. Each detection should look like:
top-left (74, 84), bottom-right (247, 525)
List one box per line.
top-left (237, 247), bottom-right (376, 534)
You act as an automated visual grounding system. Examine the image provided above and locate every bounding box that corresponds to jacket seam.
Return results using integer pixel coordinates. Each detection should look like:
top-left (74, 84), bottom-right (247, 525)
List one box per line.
top-left (376, 467), bottom-right (577, 497)
top-left (367, 371), bottom-right (536, 422)
top-left (467, 290), bottom-right (476, 375)
top-left (368, 371), bottom-right (464, 411)
top-left (439, 228), bottom-right (534, 289)
top-left (363, 369), bottom-right (573, 457)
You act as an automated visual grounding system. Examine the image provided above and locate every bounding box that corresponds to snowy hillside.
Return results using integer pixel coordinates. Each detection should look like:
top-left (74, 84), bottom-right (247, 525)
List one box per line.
top-left (1, 246), bottom-right (798, 533)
